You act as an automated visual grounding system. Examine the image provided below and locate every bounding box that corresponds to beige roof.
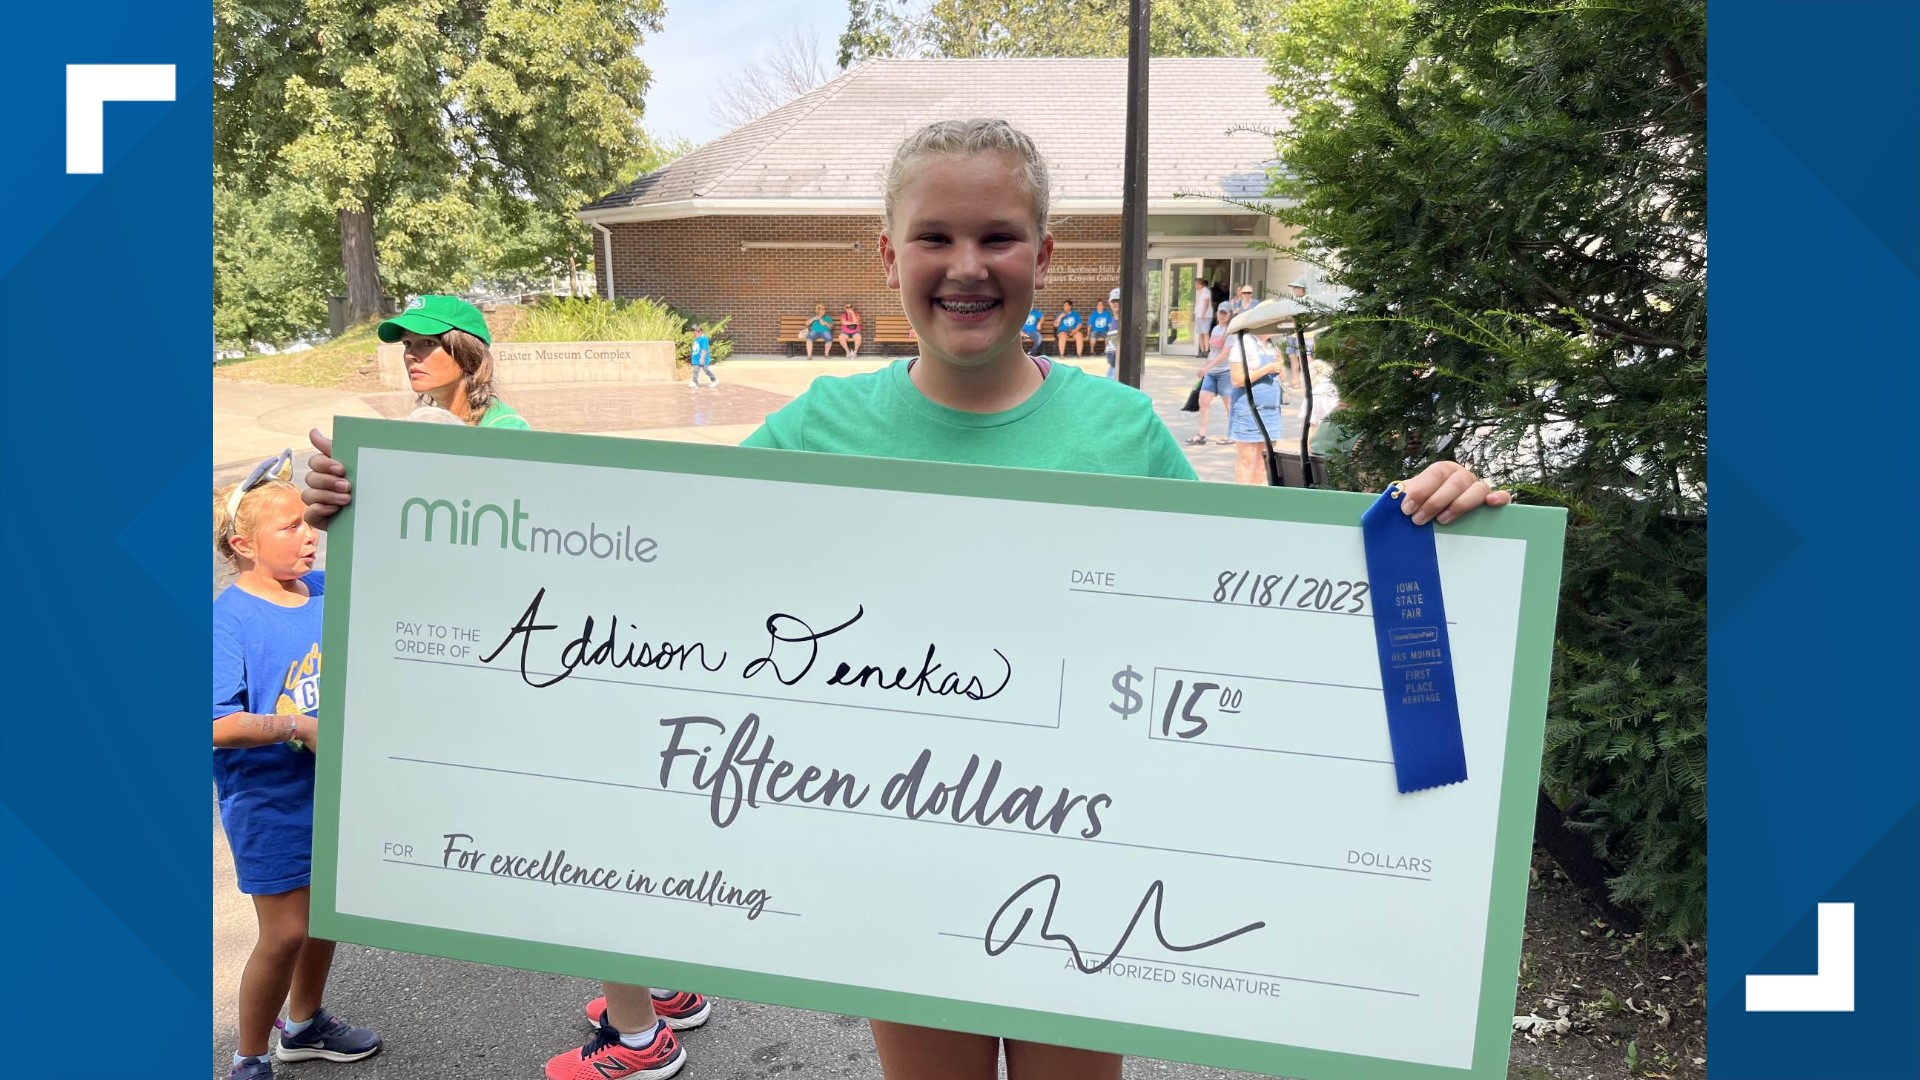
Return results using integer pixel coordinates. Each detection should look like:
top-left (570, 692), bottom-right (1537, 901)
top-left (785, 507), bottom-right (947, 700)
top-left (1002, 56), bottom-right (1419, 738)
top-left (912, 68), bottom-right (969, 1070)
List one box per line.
top-left (581, 57), bottom-right (1289, 221)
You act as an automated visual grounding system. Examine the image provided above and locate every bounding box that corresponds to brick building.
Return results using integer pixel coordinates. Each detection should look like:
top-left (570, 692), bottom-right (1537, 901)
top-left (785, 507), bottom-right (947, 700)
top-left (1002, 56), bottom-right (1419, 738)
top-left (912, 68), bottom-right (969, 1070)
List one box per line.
top-left (578, 57), bottom-right (1317, 355)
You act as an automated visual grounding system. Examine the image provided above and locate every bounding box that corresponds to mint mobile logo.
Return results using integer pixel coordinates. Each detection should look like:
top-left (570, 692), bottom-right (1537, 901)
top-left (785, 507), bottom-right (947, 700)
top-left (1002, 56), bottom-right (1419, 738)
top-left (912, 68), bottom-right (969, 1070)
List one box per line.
top-left (398, 496), bottom-right (658, 563)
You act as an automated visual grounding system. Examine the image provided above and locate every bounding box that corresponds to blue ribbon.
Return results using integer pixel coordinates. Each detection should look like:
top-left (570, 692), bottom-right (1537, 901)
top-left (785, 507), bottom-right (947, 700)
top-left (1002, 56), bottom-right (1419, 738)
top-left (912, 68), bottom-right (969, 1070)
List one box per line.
top-left (1360, 484), bottom-right (1468, 793)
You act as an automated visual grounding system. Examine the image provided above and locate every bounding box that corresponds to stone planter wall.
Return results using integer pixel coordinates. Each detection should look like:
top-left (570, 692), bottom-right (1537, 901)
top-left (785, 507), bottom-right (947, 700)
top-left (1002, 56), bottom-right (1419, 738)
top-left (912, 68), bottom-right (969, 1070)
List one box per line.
top-left (376, 340), bottom-right (676, 391)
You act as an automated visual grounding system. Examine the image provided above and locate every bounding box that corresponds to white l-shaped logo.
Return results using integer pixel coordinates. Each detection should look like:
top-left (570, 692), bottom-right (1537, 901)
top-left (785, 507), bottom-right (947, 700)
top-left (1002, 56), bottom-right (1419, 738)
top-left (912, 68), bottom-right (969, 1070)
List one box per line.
top-left (1746, 902), bottom-right (1855, 1012)
top-left (66, 64), bottom-right (176, 174)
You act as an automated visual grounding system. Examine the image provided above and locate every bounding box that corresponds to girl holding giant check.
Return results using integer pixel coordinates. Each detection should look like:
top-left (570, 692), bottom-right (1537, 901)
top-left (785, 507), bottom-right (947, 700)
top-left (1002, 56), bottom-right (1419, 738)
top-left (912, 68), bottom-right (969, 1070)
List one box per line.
top-left (302, 119), bottom-right (1510, 1080)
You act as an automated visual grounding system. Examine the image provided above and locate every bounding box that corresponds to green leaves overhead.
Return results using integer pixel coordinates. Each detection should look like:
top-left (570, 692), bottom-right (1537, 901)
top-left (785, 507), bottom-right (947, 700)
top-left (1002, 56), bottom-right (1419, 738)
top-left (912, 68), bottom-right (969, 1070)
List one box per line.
top-left (215, 0), bottom-right (666, 329)
top-left (839, 0), bottom-right (1284, 63)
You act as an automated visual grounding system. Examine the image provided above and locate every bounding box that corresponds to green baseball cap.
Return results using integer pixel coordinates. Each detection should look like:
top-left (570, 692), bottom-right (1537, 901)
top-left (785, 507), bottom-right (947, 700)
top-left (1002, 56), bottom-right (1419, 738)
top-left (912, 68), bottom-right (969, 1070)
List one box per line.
top-left (377, 295), bottom-right (492, 345)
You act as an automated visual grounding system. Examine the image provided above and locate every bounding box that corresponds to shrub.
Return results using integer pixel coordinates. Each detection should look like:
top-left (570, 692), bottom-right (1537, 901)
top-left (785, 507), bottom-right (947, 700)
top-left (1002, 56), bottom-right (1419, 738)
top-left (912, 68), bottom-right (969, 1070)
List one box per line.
top-left (512, 296), bottom-right (733, 368)
top-left (513, 296), bottom-right (683, 343)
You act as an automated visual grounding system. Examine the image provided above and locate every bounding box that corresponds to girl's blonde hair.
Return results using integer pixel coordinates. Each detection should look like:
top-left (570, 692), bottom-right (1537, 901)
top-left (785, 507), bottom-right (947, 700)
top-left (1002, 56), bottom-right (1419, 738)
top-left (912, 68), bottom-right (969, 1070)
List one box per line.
top-left (883, 119), bottom-right (1051, 233)
top-left (214, 479), bottom-right (299, 565)
top-left (417, 327), bottom-right (499, 419)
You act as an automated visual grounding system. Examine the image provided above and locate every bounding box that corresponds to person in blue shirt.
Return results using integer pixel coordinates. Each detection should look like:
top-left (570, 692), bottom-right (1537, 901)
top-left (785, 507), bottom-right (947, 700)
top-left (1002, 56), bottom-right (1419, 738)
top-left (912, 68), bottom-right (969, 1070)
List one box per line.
top-left (214, 452), bottom-right (382, 1078)
top-left (1055, 299), bottom-right (1086, 357)
top-left (803, 303), bottom-right (835, 358)
top-left (1087, 299), bottom-right (1113, 354)
top-left (690, 324), bottom-right (717, 387)
top-left (1021, 303), bottom-right (1044, 353)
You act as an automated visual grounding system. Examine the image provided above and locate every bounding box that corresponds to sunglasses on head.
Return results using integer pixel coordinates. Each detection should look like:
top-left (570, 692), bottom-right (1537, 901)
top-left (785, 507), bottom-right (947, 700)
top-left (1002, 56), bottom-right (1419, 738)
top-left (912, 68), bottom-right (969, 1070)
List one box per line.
top-left (227, 449), bottom-right (294, 519)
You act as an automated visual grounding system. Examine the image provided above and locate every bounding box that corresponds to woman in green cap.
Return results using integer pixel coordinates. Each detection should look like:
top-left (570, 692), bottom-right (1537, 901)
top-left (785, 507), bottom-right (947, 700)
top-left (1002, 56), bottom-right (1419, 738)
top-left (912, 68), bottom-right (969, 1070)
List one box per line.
top-left (377, 295), bottom-right (529, 429)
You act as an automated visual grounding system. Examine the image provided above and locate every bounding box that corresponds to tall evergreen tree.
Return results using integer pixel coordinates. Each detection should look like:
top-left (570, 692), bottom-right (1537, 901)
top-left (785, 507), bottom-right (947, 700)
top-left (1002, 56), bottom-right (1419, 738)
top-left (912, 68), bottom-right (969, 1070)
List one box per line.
top-left (1271, 0), bottom-right (1707, 939)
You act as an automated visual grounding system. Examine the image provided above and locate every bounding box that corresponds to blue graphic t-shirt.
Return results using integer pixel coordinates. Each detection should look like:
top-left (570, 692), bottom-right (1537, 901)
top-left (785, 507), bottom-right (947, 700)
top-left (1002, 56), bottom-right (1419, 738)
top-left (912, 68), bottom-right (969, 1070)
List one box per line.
top-left (212, 572), bottom-right (325, 895)
top-left (1023, 307), bottom-right (1043, 332)
top-left (1058, 310), bottom-right (1083, 333)
top-left (1089, 311), bottom-right (1113, 336)
top-left (692, 334), bottom-right (711, 365)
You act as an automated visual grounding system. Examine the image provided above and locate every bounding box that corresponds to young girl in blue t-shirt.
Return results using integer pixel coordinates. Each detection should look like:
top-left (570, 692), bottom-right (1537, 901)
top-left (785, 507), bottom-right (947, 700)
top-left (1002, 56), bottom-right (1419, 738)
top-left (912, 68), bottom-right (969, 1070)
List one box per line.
top-left (1054, 299), bottom-right (1085, 356)
top-left (1087, 298), bottom-right (1113, 351)
top-left (214, 452), bottom-right (382, 1079)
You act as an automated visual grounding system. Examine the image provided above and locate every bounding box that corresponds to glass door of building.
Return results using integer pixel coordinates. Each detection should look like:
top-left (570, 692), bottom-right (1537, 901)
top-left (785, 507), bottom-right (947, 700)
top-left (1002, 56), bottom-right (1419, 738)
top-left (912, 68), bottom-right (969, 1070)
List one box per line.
top-left (1163, 259), bottom-right (1202, 353)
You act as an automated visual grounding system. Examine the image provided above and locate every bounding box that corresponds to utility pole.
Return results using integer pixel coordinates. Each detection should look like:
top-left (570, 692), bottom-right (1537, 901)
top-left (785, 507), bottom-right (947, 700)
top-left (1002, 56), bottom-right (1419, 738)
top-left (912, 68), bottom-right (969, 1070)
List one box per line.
top-left (1117, 0), bottom-right (1149, 388)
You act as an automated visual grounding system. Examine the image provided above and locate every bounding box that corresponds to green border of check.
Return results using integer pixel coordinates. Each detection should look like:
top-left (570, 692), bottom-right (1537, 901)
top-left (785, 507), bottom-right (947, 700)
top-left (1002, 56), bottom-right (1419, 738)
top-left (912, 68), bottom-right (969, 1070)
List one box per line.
top-left (311, 416), bottom-right (1567, 1080)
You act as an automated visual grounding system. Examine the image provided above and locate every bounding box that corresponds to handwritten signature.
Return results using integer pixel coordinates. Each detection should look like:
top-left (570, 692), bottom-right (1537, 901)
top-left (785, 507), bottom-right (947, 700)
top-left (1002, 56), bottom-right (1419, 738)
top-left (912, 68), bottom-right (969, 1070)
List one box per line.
top-left (983, 873), bottom-right (1265, 974)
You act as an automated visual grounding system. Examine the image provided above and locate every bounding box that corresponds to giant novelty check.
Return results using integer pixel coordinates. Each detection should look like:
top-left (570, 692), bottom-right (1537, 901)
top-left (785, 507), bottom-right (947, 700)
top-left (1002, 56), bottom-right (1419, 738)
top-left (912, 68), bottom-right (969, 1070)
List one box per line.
top-left (311, 418), bottom-right (1566, 1080)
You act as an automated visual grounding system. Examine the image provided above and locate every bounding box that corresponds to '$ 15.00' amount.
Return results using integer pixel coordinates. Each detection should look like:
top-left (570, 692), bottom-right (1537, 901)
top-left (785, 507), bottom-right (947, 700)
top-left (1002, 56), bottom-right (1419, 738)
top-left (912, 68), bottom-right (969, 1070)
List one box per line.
top-left (1108, 666), bottom-right (1244, 740)
top-left (1212, 570), bottom-right (1369, 614)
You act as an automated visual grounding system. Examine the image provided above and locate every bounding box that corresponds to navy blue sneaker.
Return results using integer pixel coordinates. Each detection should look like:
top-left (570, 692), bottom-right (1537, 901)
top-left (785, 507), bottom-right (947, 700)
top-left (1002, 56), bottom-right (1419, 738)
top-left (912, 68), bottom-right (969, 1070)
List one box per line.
top-left (274, 1008), bottom-right (382, 1063)
top-left (228, 1056), bottom-right (275, 1080)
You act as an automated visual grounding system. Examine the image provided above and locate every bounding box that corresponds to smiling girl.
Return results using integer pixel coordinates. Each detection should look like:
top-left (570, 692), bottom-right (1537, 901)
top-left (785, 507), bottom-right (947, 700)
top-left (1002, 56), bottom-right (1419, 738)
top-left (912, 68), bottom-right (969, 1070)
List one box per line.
top-left (737, 118), bottom-right (1509, 1079)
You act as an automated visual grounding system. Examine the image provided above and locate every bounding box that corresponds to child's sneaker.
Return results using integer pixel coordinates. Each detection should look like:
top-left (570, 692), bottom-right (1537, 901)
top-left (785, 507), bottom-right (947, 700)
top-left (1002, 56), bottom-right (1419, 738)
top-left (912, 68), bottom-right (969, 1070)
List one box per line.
top-left (584, 990), bottom-right (712, 1031)
top-left (228, 1056), bottom-right (275, 1080)
top-left (273, 1008), bottom-right (382, 1063)
top-left (545, 1020), bottom-right (685, 1080)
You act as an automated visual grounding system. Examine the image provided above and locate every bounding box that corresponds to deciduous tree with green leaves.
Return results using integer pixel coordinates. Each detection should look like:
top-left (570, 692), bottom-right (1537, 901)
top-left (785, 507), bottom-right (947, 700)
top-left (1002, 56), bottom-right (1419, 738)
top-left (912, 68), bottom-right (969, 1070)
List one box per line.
top-left (1270, 0), bottom-right (1706, 940)
top-left (839, 0), bottom-right (1281, 63)
top-left (215, 0), bottom-right (665, 324)
top-left (214, 169), bottom-right (337, 350)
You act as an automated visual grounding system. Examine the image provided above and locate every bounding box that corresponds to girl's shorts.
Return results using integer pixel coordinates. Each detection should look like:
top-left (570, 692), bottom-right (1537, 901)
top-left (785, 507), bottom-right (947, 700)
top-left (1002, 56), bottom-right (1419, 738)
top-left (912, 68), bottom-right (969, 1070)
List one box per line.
top-left (807, 331), bottom-right (831, 341)
top-left (1199, 369), bottom-right (1231, 396)
top-left (219, 797), bottom-right (314, 895)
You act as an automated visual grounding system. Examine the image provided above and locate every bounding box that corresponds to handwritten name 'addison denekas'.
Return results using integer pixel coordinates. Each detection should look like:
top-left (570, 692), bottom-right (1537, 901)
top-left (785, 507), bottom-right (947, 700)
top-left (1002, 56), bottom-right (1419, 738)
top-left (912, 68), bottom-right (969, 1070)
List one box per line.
top-left (480, 589), bottom-right (1012, 703)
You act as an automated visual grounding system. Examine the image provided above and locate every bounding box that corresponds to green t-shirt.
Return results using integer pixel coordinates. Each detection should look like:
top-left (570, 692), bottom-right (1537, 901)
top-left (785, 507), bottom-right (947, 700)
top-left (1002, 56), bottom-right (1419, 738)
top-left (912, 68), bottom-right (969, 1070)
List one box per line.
top-left (741, 358), bottom-right (1196, 481)
top-left (1309, 411), bottom-right (1356, 455)
top-left (477, 399), bottom-right (530, 430)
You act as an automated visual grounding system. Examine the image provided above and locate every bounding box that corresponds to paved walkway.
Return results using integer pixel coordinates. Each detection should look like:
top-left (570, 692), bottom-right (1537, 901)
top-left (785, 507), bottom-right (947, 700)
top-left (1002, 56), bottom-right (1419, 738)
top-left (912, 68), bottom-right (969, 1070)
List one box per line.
top-left (215, 353), bottom-right (1313, 488)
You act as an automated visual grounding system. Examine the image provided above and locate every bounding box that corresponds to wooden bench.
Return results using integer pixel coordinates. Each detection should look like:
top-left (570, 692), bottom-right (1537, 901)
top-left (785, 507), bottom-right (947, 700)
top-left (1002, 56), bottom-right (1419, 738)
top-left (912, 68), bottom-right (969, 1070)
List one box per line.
top-left (1033, 314), bottom-right (1105, 357)
top-left (1018, 315), bottom-right (1055, 354)
top-left (871, 314), bottom-right (916, 354)
top-left (778, 310), bottom-right (1102, 356)
top-left (780, 313), bottom-right (919, 356)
